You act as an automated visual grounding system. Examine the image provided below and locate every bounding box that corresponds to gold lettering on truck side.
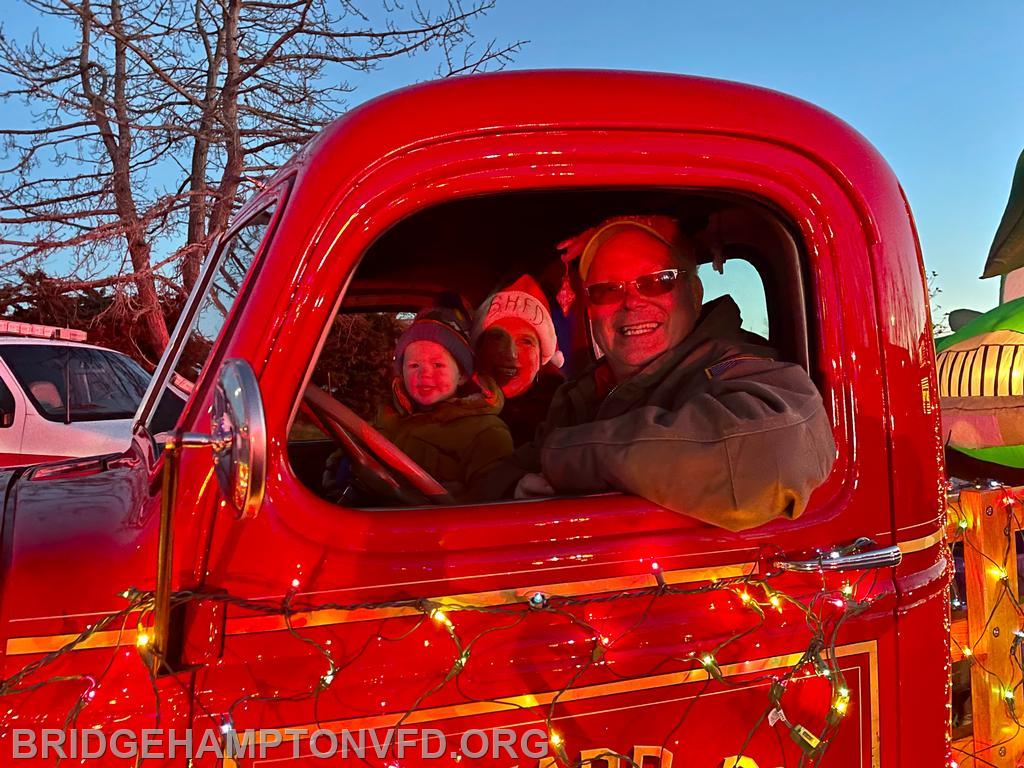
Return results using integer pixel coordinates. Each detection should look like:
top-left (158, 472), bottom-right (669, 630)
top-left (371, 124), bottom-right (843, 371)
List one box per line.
top-left (540, 746), bottom-right (765, 767)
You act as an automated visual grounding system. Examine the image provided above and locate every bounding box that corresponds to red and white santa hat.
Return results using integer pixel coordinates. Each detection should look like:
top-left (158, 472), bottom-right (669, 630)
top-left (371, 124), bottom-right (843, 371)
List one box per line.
top-left (472, 275), bottom-right (563, 368)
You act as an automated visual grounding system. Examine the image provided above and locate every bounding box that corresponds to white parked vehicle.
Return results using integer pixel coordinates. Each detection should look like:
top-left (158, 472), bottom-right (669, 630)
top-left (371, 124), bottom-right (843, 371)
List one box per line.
top-left (0, 321), bottom-right (178, 467)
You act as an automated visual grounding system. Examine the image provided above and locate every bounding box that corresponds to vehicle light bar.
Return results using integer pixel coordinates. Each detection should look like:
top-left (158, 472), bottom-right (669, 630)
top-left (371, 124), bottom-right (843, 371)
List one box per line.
top-left (0, 320), bottom-right (87, 341)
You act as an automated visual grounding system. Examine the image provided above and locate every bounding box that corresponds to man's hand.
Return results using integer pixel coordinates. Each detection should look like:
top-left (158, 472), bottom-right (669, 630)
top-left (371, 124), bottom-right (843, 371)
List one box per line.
top-left (514, 472), bottom-right (555, 499)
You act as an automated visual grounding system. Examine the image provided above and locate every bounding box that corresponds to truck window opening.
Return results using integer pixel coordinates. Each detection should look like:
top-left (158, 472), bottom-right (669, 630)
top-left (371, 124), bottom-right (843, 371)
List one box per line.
top-left (288, 188), bottom-right (811, 508)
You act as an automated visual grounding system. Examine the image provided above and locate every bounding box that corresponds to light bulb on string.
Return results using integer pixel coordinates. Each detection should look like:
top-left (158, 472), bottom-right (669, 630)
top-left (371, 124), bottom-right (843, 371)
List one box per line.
top-left (990, 566), bottom-right (1009, 582)
top-left (430, 609), bottom-right (454, 629)
top-left (528, 592), bottom-right (549, 610)
top-left (651, 561), bottom-right (666, 589)
top-left (832, 687), bottom-right (850, 715)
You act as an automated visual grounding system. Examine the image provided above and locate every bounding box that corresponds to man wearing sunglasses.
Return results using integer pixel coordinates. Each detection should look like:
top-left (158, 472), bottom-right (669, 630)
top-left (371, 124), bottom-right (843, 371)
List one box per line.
top-left (481, 214), bottom-right (835, 531)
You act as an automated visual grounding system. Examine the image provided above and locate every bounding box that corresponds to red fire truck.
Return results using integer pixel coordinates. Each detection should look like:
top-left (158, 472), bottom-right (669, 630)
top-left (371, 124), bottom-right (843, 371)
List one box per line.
top-left (0, 71), bottom-right (948, 766)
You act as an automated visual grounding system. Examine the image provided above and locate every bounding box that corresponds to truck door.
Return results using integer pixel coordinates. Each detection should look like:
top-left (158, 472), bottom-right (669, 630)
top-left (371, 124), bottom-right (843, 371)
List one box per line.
top-left (170, 128), bottom-right (945, 767)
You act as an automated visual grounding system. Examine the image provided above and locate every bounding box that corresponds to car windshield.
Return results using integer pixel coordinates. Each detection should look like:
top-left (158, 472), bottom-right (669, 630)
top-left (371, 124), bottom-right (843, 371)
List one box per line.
top-left (0, 344), bottom-right (151, 422)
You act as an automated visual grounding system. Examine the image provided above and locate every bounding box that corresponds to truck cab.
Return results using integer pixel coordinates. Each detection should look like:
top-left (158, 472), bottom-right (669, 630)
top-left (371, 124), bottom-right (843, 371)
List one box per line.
top-left (0, 71), bottom-right (948, 766)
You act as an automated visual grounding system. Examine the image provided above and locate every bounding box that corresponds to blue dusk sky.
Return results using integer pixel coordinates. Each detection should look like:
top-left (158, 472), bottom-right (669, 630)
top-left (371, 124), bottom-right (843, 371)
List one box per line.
top-left (4, 1), bottom-right (1023, 316)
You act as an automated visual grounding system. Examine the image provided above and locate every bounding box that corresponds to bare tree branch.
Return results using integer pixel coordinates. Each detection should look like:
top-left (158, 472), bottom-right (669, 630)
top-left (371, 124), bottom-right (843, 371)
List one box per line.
top-left (0, 0), bottom-right (523, 356)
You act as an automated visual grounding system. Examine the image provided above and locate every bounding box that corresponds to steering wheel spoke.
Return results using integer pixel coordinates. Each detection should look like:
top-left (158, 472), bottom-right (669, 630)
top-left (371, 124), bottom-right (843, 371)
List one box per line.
top-left (303, 385), bottom-right (453, 505)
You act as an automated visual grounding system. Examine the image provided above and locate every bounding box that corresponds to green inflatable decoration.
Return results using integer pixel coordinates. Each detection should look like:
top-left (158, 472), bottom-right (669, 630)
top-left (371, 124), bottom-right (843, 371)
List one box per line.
top-left (936, 296), bottom-right (1024, 467)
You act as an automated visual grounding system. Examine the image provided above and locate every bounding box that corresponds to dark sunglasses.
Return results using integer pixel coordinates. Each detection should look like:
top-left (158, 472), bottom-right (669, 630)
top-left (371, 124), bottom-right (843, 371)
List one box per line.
top-left (585, 268), bottom-right (686, 305)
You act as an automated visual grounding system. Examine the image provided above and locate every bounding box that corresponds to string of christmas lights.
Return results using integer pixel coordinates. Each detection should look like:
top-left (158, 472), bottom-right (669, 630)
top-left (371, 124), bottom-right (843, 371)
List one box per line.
top-left (948, 482), bottom-right (1024, 768)
top-left (0, 562), bottom-right (879, 768)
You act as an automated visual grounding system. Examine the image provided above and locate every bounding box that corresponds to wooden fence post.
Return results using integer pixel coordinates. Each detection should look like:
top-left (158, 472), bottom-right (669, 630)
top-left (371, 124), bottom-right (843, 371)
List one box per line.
top-left (960, 487), bottom-right (1024, 766)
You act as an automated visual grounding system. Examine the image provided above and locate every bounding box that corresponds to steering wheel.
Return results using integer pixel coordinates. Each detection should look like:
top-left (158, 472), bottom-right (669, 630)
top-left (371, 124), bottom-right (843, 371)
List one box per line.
top-left (302, 385), bottom-right (453, 505)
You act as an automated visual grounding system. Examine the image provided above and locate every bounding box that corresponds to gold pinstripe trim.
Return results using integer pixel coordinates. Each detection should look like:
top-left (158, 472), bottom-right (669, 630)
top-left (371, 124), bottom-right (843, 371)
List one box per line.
top-left (4, 626), bottom-right (144, 657)
top-left (5, 533), bottom-right (943, 658)
top-left (222, 561), bottom-right (757, 637)
top-left (897, 530), bottom-right (944, 555)
top-left (4, 562), bottom-right (755, 656)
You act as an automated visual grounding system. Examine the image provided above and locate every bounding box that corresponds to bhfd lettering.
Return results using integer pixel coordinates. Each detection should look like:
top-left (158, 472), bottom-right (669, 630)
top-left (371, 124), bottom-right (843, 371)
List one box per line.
top-left (485, 291), bottom-right (546, 327)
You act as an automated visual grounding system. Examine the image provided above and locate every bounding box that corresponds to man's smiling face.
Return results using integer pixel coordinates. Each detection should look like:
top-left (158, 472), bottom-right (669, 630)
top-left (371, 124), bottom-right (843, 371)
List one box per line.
top-left (585, 228), bottom-right (703, 381)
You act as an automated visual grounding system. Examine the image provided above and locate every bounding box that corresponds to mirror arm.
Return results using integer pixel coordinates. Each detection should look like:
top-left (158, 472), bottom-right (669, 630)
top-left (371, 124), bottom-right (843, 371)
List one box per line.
top-left (151, 433), bottom-right (182, 675)
top-left (150, 431), bottom-right (228, 675)
top-left (180, 432), bottom-right (230, 450)
top-left (155, 431), bottom-right (230, 451)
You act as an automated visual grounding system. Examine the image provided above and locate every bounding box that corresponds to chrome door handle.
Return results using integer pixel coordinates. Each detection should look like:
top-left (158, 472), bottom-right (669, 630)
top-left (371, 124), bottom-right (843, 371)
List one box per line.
top-left (773, 539), bottom-right (902, 573)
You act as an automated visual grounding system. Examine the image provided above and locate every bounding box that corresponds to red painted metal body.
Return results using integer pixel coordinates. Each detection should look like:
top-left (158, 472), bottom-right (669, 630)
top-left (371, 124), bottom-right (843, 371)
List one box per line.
top-left (0, 71), bottom-right (947, 766)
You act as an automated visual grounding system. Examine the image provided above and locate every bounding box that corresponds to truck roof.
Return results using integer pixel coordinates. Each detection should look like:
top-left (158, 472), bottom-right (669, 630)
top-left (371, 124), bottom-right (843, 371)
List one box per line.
top-left (264, 69), bottom-right (895, 216)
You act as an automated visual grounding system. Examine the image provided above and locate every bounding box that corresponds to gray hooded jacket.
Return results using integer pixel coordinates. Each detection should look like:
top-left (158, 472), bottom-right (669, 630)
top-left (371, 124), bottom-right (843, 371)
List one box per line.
top-left (483, 296), bottom-right (836, 531)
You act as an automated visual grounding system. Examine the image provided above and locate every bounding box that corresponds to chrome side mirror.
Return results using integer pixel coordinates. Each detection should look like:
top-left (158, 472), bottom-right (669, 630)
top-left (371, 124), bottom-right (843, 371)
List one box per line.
top-left (211, 359), bottom-right (267, 519)
top-left (151, 359), bottom-right (266, 671)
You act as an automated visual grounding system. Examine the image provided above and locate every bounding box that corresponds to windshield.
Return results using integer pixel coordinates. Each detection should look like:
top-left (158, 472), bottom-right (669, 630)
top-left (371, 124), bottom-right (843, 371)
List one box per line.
top-left (141, 201), bottom-right (279, 434)
top-left (0, 344), bottom-right (151, 422)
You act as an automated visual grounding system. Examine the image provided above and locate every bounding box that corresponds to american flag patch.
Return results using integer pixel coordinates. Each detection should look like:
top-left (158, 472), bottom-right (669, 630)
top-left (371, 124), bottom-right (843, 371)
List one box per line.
top-left (705, 355), bottom-right (764, 379)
